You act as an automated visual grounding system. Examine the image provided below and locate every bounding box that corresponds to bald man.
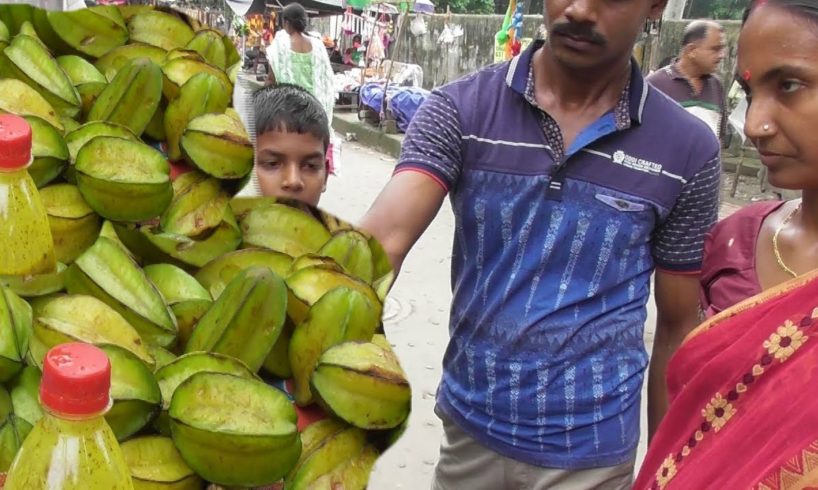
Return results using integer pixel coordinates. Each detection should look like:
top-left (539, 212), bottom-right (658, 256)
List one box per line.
top-left (647, 20), bottom-right (727, 140)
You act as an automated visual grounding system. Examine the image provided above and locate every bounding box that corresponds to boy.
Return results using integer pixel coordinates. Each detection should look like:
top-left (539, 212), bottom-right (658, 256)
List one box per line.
top-left (249, 83), bottom-right (333, 431)
top-left (252, 83), bottom-right (332, 207)
top-left (234, 82), bottom-right (332, 206)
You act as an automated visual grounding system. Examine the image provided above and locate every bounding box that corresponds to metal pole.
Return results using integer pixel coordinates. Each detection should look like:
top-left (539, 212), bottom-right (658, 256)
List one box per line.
top-left (379, 3), bottom-right (410, 120)
top-left (359, 7), bottom-right (380, 88)
top-left (357, 5), bottom-right (384, 120)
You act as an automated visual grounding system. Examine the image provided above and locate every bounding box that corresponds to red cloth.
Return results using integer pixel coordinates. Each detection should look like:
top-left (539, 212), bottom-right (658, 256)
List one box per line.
top-left (326, 142), bottom-right (335, 176)
top-left (284, 379), bottom-right (328, 431)
top-left (634, 269), bottom-right (818, 490)
top-left (700, 201), bottom-right (784, 317)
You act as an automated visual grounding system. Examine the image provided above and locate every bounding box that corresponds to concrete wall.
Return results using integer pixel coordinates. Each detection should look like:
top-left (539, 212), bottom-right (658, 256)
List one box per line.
top-left (315, 14), bottom-right (544, 89)
top-left (389, 14), bottom-right (544, 89)
top-left (315, 15), bottom-right (742, 90)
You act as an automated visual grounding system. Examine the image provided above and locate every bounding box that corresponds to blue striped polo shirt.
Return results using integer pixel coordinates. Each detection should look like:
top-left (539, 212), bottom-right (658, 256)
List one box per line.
top-left (397, 41), bottom-right (721, 469)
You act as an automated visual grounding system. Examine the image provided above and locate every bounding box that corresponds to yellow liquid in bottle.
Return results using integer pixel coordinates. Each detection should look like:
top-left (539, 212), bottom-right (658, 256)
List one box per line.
top-left (4, 408), bottom-right (134, 490)
top-left (0, 168), bottom-right (57, 276)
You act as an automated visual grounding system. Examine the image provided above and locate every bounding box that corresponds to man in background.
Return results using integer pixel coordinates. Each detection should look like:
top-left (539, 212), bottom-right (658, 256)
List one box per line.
top-left (647, 20), bottom-right (727, 141)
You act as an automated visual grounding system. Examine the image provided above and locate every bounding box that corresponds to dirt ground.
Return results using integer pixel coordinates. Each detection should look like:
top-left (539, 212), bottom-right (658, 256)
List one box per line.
top-left (720, 169), bottom-right (790, 219)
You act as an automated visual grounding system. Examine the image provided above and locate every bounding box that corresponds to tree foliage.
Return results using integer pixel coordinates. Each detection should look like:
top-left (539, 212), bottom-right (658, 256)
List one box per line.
top-left (435, 0), bottom-right (495, 14)
top-left (685, 0), bottom-right (746, 19)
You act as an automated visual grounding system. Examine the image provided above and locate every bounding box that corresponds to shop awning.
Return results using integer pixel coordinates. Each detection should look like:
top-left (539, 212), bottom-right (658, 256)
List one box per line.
top-left (225, 0), bottom-right (344, 17)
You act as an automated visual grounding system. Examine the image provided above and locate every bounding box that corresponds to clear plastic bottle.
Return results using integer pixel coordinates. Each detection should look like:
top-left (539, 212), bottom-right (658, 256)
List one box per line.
top-left (0, 114), bottom-right (57, 276)
top-left (4, 343), bottom-right (134, 490)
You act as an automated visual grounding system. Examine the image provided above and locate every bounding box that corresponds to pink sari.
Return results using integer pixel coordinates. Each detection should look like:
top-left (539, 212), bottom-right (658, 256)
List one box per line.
top-left (634, 269), bottom-right (818, 490)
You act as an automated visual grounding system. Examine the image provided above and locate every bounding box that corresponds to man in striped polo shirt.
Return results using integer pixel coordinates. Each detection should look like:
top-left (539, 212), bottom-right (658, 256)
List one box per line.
top-left (646, 20), bottom-right (727, 141)
top-left (361, 0), bottom-right (721, 487)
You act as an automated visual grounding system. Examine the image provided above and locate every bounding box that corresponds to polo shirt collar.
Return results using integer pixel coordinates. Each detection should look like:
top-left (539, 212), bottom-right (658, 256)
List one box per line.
top-left (668, 58), bottom-right (716, 82)
top-left (506, 39), bottom-right (648, 125)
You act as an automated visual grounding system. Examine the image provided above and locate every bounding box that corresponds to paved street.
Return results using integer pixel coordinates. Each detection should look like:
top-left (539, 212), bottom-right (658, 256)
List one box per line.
top-left (321, 143), bottom-right (657, 489)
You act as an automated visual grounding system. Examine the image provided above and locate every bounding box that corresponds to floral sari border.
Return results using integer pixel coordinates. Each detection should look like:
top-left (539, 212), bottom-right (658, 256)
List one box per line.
top-left (650, 307), bottom-right (818, 490)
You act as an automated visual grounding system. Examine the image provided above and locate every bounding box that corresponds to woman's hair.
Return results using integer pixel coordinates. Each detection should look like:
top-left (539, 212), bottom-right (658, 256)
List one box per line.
top-left (252, 84), bottom-right (330, 151)
top-left (282, 3), bottom-right (308, 33)
top-left (743, 0), bottom-right (818, 26)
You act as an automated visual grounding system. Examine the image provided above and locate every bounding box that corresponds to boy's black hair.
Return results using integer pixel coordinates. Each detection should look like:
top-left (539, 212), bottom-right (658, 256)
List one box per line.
top-left (252, 83), bottom-right (330, 152)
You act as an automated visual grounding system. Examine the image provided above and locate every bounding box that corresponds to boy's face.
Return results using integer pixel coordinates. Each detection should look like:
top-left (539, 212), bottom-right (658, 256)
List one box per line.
top-left (255, 130), bottom-right (328, 207)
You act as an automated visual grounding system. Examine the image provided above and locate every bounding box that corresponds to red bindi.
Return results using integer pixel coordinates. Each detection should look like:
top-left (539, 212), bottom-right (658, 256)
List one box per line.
top-left (742, 69), bottom-right (752, 81)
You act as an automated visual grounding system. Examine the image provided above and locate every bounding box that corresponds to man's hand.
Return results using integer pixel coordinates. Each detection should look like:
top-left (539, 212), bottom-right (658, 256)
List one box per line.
top-left (648, 270), bottom-right (702, 440)
top-left (359, 171), bottom-right (447, 275)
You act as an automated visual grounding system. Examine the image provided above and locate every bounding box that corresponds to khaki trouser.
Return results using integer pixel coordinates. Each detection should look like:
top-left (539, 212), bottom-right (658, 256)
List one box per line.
top-left (432, 410), bottom-right (635, 490)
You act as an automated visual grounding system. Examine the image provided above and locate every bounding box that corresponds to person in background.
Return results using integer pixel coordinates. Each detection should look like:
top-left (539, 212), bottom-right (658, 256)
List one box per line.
top-left (646, 20), bottom-right (727, 140)
top-left (262, 25), bottom-right (273, 46)
top-left (359, 0), bottom-right (721, 484)
top-left (266, 3), bottom-right (340, 173)
top-left (344, 34), bottom-right (364, 67)
top-left (634, 2), bottom-right (818, 488)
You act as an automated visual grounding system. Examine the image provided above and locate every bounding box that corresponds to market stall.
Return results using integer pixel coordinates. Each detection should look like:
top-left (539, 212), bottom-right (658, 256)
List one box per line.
top-left (329, 0), bottom-right (432, 131)
top-left (224, 0), bottom-right (344, 78)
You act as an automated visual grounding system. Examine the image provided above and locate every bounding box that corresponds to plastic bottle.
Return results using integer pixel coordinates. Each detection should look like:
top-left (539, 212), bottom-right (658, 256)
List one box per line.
top-left (4, 343), bottom-right (134, 489)
top-left (0, 114), bottom-right (57, 276)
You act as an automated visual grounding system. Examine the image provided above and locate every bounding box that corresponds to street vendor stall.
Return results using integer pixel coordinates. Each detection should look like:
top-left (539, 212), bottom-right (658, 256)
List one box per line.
top-left (337, 0), bottom-right (432, 131)
top-left (226, 0), bottom-right (344, 17)
top-left (0, 3), bottom-right (409, 489)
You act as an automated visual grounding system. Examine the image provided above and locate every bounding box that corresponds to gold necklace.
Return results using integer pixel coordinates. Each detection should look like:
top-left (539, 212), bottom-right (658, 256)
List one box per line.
top-left (773, 201), bottom-right (803, 278)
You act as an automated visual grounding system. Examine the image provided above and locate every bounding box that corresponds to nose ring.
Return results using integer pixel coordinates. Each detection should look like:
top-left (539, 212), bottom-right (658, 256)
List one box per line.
top-left (762, 124), bottom-right (770, 132)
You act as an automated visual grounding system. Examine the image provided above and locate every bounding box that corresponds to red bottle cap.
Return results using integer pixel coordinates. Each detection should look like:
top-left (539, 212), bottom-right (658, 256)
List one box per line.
top-left (0, 115), bottom-right (32, 171)
top-left (40, 343), bottom-right (112, 416)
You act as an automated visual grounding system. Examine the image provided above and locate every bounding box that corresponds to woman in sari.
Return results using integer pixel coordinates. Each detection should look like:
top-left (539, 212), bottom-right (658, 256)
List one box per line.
top-left (266, 3), bottom-right (340, 174)
top-left (634, 1), bottom-right (818, 488)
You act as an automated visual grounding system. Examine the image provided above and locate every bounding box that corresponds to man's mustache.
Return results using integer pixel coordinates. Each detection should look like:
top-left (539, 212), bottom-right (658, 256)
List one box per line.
top-left (550, 22), bottom-right (606, 45)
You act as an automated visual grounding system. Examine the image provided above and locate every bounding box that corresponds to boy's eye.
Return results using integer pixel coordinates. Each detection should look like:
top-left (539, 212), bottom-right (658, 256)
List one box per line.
top-left (780, 80), bottom-right (804, 93)
top-left (302, 161), bottom-right (324, 172)
top-left (260, 160), bottom-right (281, 169)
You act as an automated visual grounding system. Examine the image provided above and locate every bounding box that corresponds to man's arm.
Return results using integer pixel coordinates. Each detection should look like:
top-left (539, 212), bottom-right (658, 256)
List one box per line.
top-left (648, 148), bottom-right (722, 438)
top-left (648, 271), bottom-right (701, 440)
top-left (360, 172), bottom-right (447, 274)
top-left (359, 91), bottom-right (463, 273)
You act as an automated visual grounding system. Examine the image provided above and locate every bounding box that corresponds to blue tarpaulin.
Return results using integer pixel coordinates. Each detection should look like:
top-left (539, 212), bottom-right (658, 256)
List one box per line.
top-left (360, 83), bottom-right (429, 132)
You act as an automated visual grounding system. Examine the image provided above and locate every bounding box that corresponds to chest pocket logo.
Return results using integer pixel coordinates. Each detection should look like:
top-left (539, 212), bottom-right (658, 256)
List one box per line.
top-left (595, 193), bottom-right (648, 212)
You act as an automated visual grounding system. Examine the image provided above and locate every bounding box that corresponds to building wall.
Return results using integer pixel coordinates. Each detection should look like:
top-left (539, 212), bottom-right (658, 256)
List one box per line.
top-left (314, 16), bottom-right (742, 90)
top-left (315, 13), bottom-right (543, 89)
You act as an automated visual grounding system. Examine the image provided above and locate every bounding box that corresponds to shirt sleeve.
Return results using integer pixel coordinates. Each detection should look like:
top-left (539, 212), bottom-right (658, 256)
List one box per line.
top-left (652, 152), bottom-right (721, 273)
top-left (394, 91), bottom-right (463, 191)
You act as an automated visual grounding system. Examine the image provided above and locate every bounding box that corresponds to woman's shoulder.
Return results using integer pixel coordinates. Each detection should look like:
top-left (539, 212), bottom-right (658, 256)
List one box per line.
top-left (700, 200), bottom-right (786, 316)
top-left (708, 200), bottom-right (785, 244)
